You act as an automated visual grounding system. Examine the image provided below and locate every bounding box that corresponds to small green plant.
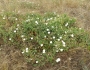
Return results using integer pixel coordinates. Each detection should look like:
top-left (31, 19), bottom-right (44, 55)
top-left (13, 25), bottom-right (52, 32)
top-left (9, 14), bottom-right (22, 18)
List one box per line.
top-left (0, 12), bottom-right (90, 66)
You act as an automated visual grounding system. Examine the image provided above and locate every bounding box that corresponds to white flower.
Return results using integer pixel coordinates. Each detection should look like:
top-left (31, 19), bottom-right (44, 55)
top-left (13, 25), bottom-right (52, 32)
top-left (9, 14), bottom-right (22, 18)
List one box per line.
top-left (45, 23), bottom-right (48, 25)
top-left (9, 38), bottom-right (12, 41)
top-left (42, 49), bottom-right (45, 53)
top-left (15, 18), bottom-right (18, 20)
top-left (17, 23), bottom-right (19, 26)
top-left (57, 39), bottom-right (60, 41)
top-left (22, 51), bottom-right (24, 54)
top-left (65, 22), bottom-right (68, 27)
top-left (50, 18), bottom-right (53, 20)
top-left (44, 36), bottom-right (46, 38)
top-left (3, 16), bottom-right (5, 19)
top-left (56, 50), bottom-right (59, 52)
top-left (79, 28), bottom-right (82, 30)
top-left (46, 29), bottom-right (49, 31)
top-left (23, 38), bottom-right (26, 41)
top-left (21, 35), bottom-right (24, 38)
top-left (51, 26), bottom-right (54, 28)
top-left (62, 40), bottom-right (65, 45)
top-left (71, 34), bottom-right (74, 37)
top-left (36, 61), bottom-right (39, 63)
top-left (16, 28), bottom-right (18, 30)
top-left (35, 21), bottom-right (38, 24)
top-left (56, 58), bottom-right (61, 63)
top-left (63, 44), bottom-right (66, 47)
top-left (53, 36), bottom-right (55, 39)
top-left (50, 41), bottom-right (52, 44)
top-left (40, 44), bottom-right (43, 47)
top-left (14, 30), bottom-right (16, 33)
top-left (65, 31), bottom-right (67, 34)
top-left (62, 40), bottom-right (66, 47)
top-left (59, 36), bottom-right (62, 39)
top-left (31, 37), bottom-right (33, 40)
top-left (48, 32), bottom-right (50, 34)
top-left (26, 48), bottom-right (28, 52)
top-left (47, 18), bottom-right (50, 21)
top-left (60, 49), bottom-right (63, 52)
top-left (26, 19), bottom-right (30, 22)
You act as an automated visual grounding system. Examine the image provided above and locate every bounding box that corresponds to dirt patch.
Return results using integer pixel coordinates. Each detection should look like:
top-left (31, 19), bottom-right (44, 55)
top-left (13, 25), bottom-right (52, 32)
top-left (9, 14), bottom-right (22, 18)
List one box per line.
top-left (0, 45), bottom-right (90, 70)
top-left (0, 45), bottom-right (27, 70)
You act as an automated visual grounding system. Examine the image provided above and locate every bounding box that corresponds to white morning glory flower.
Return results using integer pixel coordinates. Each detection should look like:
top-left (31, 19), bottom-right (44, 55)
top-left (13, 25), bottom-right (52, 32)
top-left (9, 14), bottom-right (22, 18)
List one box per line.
top-left (14, 30), bottom-right (16, 33)
top-left (57, 39), bottom-right (60, 41)
top-left (45, 23), bottom-right (48, 25)
top-left (17, 24), bottom-right (19, 27)
top-left (62, 40), bottom-right (65, 44)
top-left (53, 36), bottom-right (55, 39)
top-left (40, 44), bottom-right (43, 47)
top-left (21, 35), bottom-right (24, 38)
top-left (35, 21), bottom-right (38, 24)
top-left (51, 26), bottom-right (54, 28)
top-left (44, 36), bottom-right (46, 38)
top-left (50, 41), bottom-right (52, 44)
top-left (79, 28), bottom-right (82, 30)
top-left (42, 49), bottom-right (46, 53)
top-left (9, 38), bottom-right (12, 41)
top-left (48, 32), bottom-right (50, 34)
top-left (65, 31), bottom-right (67, 34)
top-left (16, 28), bottom-right (18, 30)
top-left (63, 44), bottom-right (66, 47)
top-left (59, 36), bottom-right (62, 39)
top-left (15, 18), bottom-right (18, 20)
top-left (46, 29), bottom-right (49, 31)
top-left (71, 34), bottom-right (74, 37)
top-left (36, 61), bottom-right (39, 63)
top-left (31, 37), bottom-right (33, 40)
top-left (65, 22), bottom-right (68, 27)
top-left (56, 50), bottom-right (59, 52)
top-left (26, 48), bottom-right (28, 53)
top-left (23, 38), bottom-right (26, 41)
top-left (56, 58), bottom-right (61, 63)
top-left (60, 49), bottom-right (63, 52)
top-left (3, 16), bottom-right (5, 19)
top-left (50, 18), bottom-right (53, 20)
top-left (22, 51), bottom-right (24, 54)
top-left (62, 40), bottom-right (66, 47)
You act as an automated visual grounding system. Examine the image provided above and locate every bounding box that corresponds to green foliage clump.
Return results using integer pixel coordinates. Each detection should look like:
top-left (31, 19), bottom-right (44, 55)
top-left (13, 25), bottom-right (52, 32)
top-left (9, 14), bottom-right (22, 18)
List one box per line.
top-left (0, 12), bottom-right (90, 66)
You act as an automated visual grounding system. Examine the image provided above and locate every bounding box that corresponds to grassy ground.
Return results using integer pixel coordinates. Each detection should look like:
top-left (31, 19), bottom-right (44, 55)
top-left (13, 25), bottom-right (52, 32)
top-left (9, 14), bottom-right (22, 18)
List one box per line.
top-left (0, 0), bottom-right (90, 29)
top-left (0, 0), bottom-right (90, 70)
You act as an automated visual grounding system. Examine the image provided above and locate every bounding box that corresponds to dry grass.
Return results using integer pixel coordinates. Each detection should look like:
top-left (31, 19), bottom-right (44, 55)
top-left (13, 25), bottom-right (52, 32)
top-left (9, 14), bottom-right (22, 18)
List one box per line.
top-left (0, 0), bottom-right (90, 29)
top-left (0, 45), bottom-right (27, 70)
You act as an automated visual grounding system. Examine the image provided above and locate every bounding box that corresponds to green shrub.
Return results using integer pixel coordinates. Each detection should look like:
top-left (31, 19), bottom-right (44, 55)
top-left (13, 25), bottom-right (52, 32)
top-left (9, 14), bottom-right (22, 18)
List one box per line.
top-left (0, 13), bottom-right (90, 66)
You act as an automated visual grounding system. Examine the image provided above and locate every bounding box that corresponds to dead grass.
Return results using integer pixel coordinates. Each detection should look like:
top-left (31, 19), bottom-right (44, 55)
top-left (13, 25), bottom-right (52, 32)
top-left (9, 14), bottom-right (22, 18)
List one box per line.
top-left (0, 45), bottom-right (27, 70)
top-left (0, 0), bottom-right (90, 29)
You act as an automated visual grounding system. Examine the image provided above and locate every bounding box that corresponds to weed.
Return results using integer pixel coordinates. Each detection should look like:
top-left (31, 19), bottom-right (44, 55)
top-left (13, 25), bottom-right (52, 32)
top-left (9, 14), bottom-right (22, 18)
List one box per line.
top-left (0, 12), bottom-right (90, 66)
